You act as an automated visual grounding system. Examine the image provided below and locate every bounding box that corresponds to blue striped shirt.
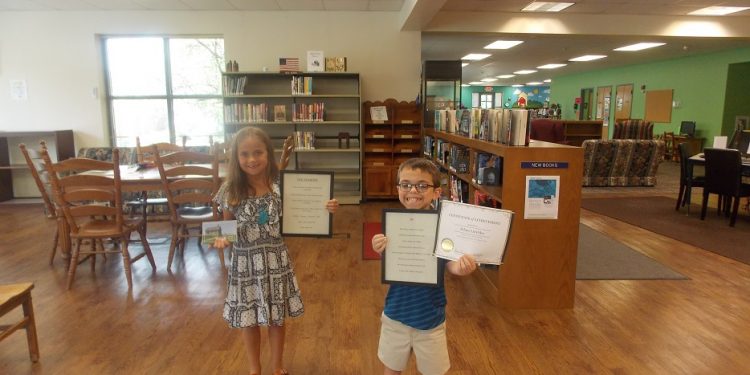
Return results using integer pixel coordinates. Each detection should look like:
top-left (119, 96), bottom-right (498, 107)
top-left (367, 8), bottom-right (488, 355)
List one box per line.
top-left (383, 259), bottom-right (447, 330)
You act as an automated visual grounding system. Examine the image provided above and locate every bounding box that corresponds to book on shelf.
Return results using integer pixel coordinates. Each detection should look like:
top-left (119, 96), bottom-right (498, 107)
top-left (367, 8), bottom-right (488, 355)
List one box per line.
top-left (291, 76), bottom-right (313, 95)
top-left (473, 153), bottom-right (502, 186)
top-left (293, 131), bottom-right (316, 150)
top-left (224, 103), bottom-right (269, 123)
top-left (325, 57), bottom-right (347, 72)
top-left (274, 105), bottom-right (286, 122)
top-left (423, 136), bottom-right (434, 158)
top-left (307, 51), bottom-right (324, 72)
top-left (279, 58), bottom-right (300, 73)
top-left (293, 102), bottom-right (325, 122)
top-left (223, 76), bottom-right (246, 95)
top-left (509, 109), bottom-right (531, 146)
top-left (474, 190), bottom-right (501, 209)
top-left (448, 144), bottom-right (469, 174)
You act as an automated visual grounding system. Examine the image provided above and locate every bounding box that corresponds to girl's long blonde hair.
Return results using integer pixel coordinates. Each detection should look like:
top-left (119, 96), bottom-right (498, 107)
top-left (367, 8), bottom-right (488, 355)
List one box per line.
top-left (224, 127), bottom-right (280, 206)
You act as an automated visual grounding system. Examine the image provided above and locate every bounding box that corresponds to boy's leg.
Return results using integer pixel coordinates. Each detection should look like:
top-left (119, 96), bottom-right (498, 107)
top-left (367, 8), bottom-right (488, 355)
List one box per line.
top-left (378, 313), bottom-right (412, 374)
top-left (269, 325), bottom-right (286, 372)
top-left (242, 326), bottom-right (262, 374)
top-left (412, 323), bottom-right (450, 375)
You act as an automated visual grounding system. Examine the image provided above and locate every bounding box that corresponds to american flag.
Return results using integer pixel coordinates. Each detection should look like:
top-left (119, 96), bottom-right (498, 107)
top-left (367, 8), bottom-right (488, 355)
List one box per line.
top-left (279, 57), bottom-right (300, 73)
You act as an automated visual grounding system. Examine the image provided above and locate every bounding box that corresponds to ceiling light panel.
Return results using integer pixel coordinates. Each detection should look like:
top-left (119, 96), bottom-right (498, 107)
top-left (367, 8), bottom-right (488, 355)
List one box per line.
top-left (484, 40), bottom-right (524, 49)
top-left (462, 53), bottom-right (491, 61)
top-left (614, 42), bottom-right (666, 51)
top-left (514, 69), bottom-right (537, 74)
top-left (689, 6), bottom-right (750, 16)
top-left (537, 63), bottom-right (567, 69)
top-left (497, 74), bottom-right (516, 79)
top-left (569, 55), bottom-right (607, 62)
top-left (522, 2), bottom-right (574, 12)
top-left (481, 78), bottom-right (498, 82)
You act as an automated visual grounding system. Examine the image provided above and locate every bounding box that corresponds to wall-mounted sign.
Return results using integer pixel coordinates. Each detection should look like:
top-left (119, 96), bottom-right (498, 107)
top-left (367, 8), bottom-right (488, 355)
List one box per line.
top-left (521, 162), bottom-right (569, 169)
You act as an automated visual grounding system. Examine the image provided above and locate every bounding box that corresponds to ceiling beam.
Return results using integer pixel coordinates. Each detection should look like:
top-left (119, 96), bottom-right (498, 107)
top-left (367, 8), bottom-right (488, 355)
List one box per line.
top-left (399, 0), bottom-right (447, 31)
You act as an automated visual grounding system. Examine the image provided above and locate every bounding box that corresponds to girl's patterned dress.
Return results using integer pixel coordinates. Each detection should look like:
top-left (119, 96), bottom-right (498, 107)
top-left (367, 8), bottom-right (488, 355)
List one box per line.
top-left (215, 183), bottom-right (304, 328)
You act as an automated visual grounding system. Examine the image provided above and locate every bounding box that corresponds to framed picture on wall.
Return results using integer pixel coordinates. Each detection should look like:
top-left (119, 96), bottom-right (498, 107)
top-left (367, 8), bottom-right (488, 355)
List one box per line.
top-left (734, 115), bottom-right (749, 131)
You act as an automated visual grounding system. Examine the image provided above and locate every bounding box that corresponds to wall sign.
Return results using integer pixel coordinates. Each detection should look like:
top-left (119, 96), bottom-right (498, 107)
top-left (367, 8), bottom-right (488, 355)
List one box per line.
top-left (521, 162), bottom-right (569, 169)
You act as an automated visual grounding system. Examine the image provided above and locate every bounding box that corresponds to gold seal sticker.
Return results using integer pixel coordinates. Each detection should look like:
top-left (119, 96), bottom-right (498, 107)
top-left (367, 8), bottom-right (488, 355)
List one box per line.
top-left (441, 238), bottom-right (454, 252)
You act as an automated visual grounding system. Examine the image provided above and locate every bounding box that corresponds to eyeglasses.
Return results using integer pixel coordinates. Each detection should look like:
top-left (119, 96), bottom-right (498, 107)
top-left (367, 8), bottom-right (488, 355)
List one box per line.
top-left (396, 182), bottom-right (435, 193)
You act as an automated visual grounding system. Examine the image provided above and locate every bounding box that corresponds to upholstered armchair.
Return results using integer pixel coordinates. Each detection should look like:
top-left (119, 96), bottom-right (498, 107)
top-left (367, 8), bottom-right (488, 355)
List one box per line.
top-left (612, 119), bottom-right (654, 140)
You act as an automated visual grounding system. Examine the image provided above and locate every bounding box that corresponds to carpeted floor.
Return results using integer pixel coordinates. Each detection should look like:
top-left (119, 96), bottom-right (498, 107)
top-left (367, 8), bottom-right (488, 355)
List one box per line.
top-left (576, 223), bottom-right (686, 280)
top-left (581, 196), bottom-right (750, 265)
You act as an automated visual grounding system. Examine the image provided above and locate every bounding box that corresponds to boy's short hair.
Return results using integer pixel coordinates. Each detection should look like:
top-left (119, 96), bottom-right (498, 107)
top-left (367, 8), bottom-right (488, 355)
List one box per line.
top-left (397, 158), bottom-right (441, 187)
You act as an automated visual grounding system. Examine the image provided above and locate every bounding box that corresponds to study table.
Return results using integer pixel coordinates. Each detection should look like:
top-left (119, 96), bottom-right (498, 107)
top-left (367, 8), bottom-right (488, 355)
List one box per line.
top-left (688, 153), bottom-right (750, 176)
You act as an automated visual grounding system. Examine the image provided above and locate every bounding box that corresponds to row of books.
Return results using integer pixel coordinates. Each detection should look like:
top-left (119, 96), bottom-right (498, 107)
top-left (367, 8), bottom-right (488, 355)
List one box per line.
top-left (448, 175), bottom-right (469, 203)
top-left (433, 108), bottom-right (530, 146)
top-left (224, 103), bottom-right (272, 123)
top-left (294, 131), bottom-right (316, 150)
top-left (473, 153), bottom-right (502, 186)
top-left (292, 103), bottom-right (325, 122)
top-left (291, 76), bottom-right (313, 95)
top-left (223, 76), bottom-right (247, 95)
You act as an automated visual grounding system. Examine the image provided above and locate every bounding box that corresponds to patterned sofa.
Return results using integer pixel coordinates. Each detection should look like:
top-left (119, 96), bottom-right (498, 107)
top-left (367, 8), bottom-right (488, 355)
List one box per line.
top-left (612, 119), bottom-right (654, 140)
top-left (581, 139), bottom-right (665, 187)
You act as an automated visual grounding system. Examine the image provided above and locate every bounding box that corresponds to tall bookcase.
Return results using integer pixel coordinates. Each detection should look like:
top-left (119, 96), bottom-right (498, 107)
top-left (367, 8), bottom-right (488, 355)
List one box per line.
top-left (222, 72), bottom-right (362, 204)
top-left (424, 129), bottom-right (583, 309)
top-left (361, 99), bottom-right (421, 199)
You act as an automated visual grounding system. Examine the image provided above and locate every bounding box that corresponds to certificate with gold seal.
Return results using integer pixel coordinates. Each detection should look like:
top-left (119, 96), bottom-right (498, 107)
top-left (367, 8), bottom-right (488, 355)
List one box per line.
top-left (381, 209), bottom-right (443, 287)
top-left (434, 200), bottom-right (514, 265)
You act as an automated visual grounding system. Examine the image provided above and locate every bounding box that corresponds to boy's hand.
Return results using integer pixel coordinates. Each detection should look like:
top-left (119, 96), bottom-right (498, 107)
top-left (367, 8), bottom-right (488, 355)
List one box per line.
top-left (326, 199), bottom-right (339, 213)
top-left (212, 236), bottom-right (231, 250)
top-left (448, 254), bottom-right (477, 276)
top-left (372, 234), bottom-right (387, 254)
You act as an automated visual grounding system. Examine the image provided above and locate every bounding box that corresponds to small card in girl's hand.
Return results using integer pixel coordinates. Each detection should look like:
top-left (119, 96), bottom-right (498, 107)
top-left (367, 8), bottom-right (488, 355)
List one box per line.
top-left (201, 220), bottom-right (238, 245)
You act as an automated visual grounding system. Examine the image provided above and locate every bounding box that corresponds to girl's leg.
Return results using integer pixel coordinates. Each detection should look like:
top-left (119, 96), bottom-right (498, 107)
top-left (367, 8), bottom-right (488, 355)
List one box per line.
top-left (241, 326), bottom-right (261, 374)
top-left (269, 325), bottom-right (286, 372)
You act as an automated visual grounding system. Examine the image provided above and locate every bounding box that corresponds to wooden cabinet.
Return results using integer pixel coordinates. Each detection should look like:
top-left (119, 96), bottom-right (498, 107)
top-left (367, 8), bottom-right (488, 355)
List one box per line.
top-left (362, 99), bottom-right (421, 199)
top-left (222, 72), bottom-right (361, 204)
top-left (563, 120), bottom-right (604, 146)
top-left (0, 130), bottom-right (75, 201)
top-left (424, 129), bottom-right (583, 309)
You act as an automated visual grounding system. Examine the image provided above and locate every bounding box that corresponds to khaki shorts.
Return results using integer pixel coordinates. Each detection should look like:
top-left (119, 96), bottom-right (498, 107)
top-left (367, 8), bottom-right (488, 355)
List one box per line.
top-left (377, 313), bottom-right (450, 375)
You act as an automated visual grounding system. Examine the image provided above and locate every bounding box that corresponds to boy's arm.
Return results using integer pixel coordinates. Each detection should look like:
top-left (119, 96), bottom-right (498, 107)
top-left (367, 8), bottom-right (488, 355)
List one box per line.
top-left (372, 234), bottom-right (387, 254)
top-left (446, 254), bottom-right (478, 276)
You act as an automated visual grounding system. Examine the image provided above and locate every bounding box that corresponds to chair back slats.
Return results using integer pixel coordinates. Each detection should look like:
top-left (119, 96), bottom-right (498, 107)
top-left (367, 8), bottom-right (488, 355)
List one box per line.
top-left (165, 165), bottom-right (215, 178)
top-left (169, 178), bottom-right (214, 191)
top-left (18, 142), bottom-right (56, 217)
top-left (704, 148), bottom-right (742, 195)
top-left (153, 148), bottom-right (220, 222)
top-left (173, 192), bottom-right (213, 205)
top-left (136, 137), bottom-right (185, 164)
top-left (42, 148), bottom-right (124, 232)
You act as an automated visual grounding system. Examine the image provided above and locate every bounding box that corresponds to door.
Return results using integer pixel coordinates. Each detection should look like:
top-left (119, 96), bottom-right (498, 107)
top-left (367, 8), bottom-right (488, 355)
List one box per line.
top-left (614, 84), bottom-right (633, 121)
top-left (595, 86), bottom-right (612, 126)
top-left (579, 88), bottom-right (594, 120)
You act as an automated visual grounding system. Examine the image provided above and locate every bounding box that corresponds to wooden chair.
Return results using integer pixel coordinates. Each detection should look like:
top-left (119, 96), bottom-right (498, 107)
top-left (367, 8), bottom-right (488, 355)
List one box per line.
top-left (127, 136), bottom-right (186, 221)
top-left (700, 148), bottom-right (750, 227)
top-left (0, 283), bottom-right (39, 362)
top-left (662, 131), bottom-right (675, 161)
top-left (153, 148), bottom-right (222, 271)
top-left (42, 148), bottom-right (156, 289)
top-left (19, 141), bottom-right (64, 264)
top-left (211, 140), bottom-right (230, 163)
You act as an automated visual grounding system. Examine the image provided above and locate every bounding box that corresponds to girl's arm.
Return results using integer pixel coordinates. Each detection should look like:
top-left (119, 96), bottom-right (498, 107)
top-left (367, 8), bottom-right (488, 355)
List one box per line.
top-left (212, 209), bottom-right (235, 249)
top-left (278, 135), bottom-right (295, 170)
top-left (446, 254), bottom-right (478, 276)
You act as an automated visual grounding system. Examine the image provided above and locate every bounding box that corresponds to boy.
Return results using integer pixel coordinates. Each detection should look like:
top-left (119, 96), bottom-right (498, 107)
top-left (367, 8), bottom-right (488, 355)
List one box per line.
top-left (371, 158), bottom-right (478, 375)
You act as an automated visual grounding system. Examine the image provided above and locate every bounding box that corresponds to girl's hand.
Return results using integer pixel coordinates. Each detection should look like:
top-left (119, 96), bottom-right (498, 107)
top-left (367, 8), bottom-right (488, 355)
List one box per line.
top-left (279, 135), bottom-right (295, 170)
top-left (326, 199), bottom-right (339, 213)
top-left (212, 236), bottom-right (231, 250)
top-left (372, 234), bottom-right (387, 254)
top-left (449, 254), bottom-right (478, 276)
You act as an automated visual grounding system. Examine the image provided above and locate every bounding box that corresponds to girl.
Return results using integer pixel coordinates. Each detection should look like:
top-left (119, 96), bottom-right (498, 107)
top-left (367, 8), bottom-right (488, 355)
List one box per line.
top-left (213, 127), bottom-right (339, 375)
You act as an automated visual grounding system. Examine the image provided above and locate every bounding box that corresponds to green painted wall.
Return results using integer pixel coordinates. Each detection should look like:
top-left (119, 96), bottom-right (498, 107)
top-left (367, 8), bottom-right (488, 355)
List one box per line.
top-left (550, 47), bottom-right (750, 143)
top-left (460, 85), bottom-right (550, 108)
top-left (722, 62), bottom-right (750, 137)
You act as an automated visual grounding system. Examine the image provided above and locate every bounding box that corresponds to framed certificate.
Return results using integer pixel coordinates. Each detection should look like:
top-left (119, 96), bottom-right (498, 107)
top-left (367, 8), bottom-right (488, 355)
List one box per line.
top-left (381, 209), bottom-right (443, 287)
top-left (280, 170), bottom-right (333, 237)
top-left (434, 200), bottom-right (514, 265)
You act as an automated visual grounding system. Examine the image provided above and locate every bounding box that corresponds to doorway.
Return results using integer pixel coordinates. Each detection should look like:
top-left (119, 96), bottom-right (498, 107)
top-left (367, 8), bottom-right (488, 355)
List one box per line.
top-left (579, 88), bottom-right (593, 120)
top-left (596, 86), bottom-right (612, 126)
top-left (614, 84), bottom-right (633, 121)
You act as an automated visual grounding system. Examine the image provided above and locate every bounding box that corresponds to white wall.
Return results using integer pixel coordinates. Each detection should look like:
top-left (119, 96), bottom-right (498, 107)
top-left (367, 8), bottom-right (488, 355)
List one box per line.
top-left (0, 11), bottom-right (421, 148)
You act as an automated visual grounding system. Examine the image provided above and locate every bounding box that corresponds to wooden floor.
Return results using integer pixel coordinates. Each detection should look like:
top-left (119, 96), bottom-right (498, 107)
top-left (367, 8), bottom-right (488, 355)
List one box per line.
top-left (2, 162), bottom-right (750, 374)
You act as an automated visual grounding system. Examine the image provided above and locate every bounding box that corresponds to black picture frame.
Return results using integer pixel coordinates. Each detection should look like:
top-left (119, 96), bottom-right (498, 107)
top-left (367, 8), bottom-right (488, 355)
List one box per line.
top-left (280, 170), bottom-right (333, 237)
top-left (380, 208), bottom-right (443, 287)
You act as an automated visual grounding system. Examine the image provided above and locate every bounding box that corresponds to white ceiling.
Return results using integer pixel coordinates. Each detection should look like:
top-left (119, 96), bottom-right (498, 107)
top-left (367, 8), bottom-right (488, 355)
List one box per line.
top-left (2, 0), bottom-right (750, 85)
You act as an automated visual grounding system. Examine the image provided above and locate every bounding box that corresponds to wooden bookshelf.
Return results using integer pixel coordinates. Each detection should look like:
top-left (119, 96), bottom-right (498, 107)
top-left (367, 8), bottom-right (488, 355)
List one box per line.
top-left (222, 72), bottom-right (361, 204)
top-left (424, 129), bottom-right (583, 309)
top-left (361, 99), bottom-right (421, 199)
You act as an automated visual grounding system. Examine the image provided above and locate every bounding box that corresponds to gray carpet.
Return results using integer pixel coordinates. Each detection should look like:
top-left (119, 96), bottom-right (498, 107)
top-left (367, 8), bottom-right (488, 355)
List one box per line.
top-left (576, 224), bottom-right (687, 280)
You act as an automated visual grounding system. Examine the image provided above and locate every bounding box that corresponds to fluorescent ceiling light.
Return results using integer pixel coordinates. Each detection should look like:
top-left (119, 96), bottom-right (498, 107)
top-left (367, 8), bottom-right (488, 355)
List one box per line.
top-left (527, 82), bottom-right (543, 85)
top-left (481, 78), bottom-right (498, 82)
top-left (462, 53), bottom-right (491, 61)
top-left (497, 74), bottom-right (516, 79)
top-left (537, 63), bottom-right (567, 69)
top-left (461, 84), bottom-right (470, 87)
top-left (569, 55), bottom-right (607, 62)
top-left (512, 84), bottom-right (524, 87)
top-left (469, 81), bottom-right (485, 85)
top-left (484, 40), bottom-right (524, 49)
top-left (522, 2), bottom-right (574, 12)
top-left (514, 69), bottom-right (537, 74)
top-left (461, 62), bottom-right (469, 67)
top-left (544, 79), bottom-right (552, 83)
top-left (689, 6), bottom-right (749, 16)
top-left (614, 42), bottom-right (666, 51)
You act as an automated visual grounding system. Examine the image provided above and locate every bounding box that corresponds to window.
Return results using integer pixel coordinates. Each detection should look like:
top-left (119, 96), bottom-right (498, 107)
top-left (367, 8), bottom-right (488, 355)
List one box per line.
top-left (480, 93), bottom-right (493, 109)
top-left (103, 36), bottom-right (225, 147)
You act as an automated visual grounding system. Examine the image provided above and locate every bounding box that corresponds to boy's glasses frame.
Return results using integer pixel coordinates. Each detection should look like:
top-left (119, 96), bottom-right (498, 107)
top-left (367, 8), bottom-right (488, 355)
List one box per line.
top-left (396, 182), bottom-right (435, 193)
